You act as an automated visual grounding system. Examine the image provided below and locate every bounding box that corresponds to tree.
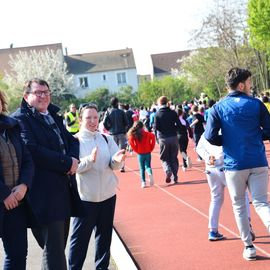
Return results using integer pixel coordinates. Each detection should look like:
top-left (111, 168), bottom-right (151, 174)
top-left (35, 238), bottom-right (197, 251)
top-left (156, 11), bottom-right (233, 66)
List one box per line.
top-left (192, 0), bottom-right (248, 64)
top-left (82, 87), bottom-right (111, 111)
top-left (0, 73), bottom-right (8, 91)
top-left (183, 0), bottom-right (259, 97)
top-left (137, 76), bottom-right (192, 106)
top-left (115, 85), bottom-right (140, 107)
top-left (0, 73), bottom-right (19, 113)
top-left (248, 0), bottom-right (270, 90)
top-left (4, 49), bottom-right (75, 111)
top-left (182, 48), bottom-right (231, 99)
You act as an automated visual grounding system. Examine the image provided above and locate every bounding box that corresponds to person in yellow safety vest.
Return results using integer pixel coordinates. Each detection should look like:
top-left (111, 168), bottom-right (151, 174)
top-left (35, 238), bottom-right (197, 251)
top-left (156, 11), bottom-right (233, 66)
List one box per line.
top-left (66, 104), bottom-right (79, 134)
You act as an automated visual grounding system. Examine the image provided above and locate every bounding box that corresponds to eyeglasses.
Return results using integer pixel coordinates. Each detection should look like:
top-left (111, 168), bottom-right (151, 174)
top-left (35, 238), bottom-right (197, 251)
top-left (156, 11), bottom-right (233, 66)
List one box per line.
top-left (28, 91), bottom-right (51, 97)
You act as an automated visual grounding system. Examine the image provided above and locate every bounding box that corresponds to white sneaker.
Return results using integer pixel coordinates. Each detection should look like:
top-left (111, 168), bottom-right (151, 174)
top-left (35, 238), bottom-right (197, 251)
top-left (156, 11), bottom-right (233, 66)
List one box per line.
top-left (141, 182), bottom-right (146, 188)
top-left (243, 245), bottom-right (256, 261)
top-left (186, 156), bottom-right (192, 168)
top-left (149, 175), bottom-right (154, 186)
top-left (182, 166), bottom-right (187, 172)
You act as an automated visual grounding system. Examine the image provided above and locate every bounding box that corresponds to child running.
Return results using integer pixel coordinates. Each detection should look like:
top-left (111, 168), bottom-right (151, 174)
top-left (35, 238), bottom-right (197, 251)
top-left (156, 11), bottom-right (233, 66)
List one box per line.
top-left (128, 121), bottom-right (156, 188)
top-left (196, 134), bottom-right (255, 241)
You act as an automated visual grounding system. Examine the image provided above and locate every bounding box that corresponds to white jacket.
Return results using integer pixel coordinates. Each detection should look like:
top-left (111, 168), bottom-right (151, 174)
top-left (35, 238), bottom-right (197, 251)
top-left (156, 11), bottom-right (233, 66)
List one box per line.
top-left (196, 133), bottom-right (224, 169)
top-left (76, 128), bottom-right (122, 202)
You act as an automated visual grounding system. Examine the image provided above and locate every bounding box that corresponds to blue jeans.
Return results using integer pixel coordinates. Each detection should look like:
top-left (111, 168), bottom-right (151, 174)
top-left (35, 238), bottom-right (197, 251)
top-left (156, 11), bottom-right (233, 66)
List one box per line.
top-left (137, 153), bottom-right (152, 182)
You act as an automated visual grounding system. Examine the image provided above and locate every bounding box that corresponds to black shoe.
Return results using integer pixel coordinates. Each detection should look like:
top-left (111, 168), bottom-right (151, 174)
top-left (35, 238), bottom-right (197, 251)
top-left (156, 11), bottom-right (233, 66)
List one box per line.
top-left (120, 168), bottom-right (125, 173)
top-left (165, 172), bottom-right (172, 183)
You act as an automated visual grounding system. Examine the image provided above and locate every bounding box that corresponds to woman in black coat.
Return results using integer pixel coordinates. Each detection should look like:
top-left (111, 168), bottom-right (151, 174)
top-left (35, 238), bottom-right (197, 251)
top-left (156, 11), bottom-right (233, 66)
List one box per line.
top-left (0, 90), bottom-right (33, 270)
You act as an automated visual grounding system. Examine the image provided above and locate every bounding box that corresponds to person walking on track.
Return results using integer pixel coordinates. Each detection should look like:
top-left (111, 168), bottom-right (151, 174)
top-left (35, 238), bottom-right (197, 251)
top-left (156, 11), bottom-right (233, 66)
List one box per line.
top-left (196, 133), bottom-right (255, 242)
top-left (205, 67), bottom-right (270, 261)
top-left (128, 121), bottom-right (155, 188)
top-left (154, 96), bottom-right (182, 184)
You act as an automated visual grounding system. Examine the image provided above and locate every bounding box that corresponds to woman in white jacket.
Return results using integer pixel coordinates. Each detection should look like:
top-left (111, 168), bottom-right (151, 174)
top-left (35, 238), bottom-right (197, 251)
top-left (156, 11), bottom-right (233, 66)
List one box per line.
top-left (68, 104), bottom-right (125, 270)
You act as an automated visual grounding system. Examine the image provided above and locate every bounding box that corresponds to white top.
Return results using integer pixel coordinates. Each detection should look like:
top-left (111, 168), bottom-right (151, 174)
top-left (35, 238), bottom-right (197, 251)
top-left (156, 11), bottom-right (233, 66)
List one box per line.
top-left (196, 133), bottom-right (224, 168)
top-left (76, 128), bottom-right (122, 202)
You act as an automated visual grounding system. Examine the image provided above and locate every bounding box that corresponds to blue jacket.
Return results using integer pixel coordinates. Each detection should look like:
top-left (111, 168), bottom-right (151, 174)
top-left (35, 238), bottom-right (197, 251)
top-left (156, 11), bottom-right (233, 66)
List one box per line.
top-left (12, 99), bottom-right (81, 225)
top-left (0, 115), bottom-right (34, 237)
top-left (204, 91), bottom-right (270, 170)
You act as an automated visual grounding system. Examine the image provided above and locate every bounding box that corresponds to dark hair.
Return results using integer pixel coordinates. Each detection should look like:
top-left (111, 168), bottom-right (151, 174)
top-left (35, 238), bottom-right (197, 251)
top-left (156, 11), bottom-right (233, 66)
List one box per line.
top-left (0, 90), bottom-right (8, 113)
top-left (23, 78), bottom-right (50, 94)
top-left (110, 97), bottom-right (119, 108)
top-left (79, 103), bottom-right (98, 118)
top-left (208, 99), bottom-right (215, 108)
top-left (225, 68), bottom-right (251, 89)
top-left (127, 121), bottom-right (144, 141)
top-left (262, 96), bottom-right (269, 103)
top-left (177, 107), bottom-right (183, 116)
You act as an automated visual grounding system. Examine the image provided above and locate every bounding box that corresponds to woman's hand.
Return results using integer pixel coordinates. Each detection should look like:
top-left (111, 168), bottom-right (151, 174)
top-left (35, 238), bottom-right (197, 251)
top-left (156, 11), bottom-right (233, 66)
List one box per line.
top-left (90, 147), bottom-right (98, 162)
top-left (4, 193), bottom-right (19, 210)
top-left (12, 183), bottom-right (28, 201)
top-left (113, 149), bottom-right (126, 163)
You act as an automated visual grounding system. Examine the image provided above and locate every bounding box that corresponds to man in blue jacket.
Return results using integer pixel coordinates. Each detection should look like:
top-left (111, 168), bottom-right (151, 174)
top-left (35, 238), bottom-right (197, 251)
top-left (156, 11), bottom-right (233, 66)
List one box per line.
top-left (205, 67), bottom-right (270, 261)
top-left (12, 78), bottom-right (80, 270)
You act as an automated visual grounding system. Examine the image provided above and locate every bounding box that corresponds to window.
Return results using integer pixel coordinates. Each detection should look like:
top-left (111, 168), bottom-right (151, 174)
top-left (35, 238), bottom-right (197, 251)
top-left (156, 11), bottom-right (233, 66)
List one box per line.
top-left (79, 77), bottom-right (88, 88)
top-left (117, 72), bottom-right (126, 84)
top-left (102, 74), bottom-right (106, 81)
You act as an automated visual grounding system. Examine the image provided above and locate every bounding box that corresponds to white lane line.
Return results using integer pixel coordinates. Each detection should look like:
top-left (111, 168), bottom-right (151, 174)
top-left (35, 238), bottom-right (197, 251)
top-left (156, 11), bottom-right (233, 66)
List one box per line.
top-left (124, 164), bottom-right (270, 258)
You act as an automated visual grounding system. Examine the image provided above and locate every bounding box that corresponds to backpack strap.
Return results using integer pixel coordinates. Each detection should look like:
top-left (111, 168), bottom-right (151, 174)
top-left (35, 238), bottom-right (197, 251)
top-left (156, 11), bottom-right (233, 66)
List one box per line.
top-left (101, 133), bottom-right (108, 144)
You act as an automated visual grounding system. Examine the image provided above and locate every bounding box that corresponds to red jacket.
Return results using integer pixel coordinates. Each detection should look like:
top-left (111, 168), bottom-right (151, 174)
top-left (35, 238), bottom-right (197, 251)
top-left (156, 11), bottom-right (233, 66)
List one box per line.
top-left (128, 130), bottom-right (156, 154)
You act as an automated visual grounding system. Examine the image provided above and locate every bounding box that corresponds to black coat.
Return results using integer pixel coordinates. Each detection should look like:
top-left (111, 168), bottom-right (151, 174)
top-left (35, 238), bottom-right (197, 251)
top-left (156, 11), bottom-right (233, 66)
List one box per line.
top-left (154, 106), bottom-right (182, 139)
top-left (103, 108), bottom-right (128, 135)
top-left (12, 99), bottom-right (82, 225)
top-left (0, 114), bottom-right (34, 237)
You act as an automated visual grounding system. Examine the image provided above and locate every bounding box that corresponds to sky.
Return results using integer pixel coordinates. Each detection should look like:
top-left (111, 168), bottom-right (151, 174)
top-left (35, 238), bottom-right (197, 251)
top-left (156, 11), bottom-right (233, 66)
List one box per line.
top-left (1, 0), bottom-right (215, 75)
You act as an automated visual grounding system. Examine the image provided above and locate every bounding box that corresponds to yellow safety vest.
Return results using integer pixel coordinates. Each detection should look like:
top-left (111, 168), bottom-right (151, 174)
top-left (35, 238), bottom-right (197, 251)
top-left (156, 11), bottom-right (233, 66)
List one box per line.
top-left (66, 112), bottom-right (79, 133)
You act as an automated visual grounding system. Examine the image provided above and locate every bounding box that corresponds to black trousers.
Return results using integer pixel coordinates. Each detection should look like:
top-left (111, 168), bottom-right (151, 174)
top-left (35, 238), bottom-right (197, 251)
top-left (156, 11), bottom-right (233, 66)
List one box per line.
top-left (194, 132), bottom-right (204, 159)
top-left (178, 134), bottom-right (188, 167)
top-left (2, 204), bottom-right (28, 270)
top-left (159, 136), bottom-right (179, 178)
top-left (31, 219), bottom-right (70, 270)
top-left (68, 195), bottom-right (116, 270)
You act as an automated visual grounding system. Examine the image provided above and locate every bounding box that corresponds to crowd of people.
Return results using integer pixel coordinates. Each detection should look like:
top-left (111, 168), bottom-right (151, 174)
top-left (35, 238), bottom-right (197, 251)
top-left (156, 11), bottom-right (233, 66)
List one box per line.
top-left (1, 66), bottom-right (270, 269)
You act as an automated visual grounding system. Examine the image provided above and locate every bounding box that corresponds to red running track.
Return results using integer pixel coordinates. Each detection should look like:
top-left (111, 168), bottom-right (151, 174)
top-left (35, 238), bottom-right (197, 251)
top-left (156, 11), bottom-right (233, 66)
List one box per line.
top-left (114, 141), bottom-right (270, 270)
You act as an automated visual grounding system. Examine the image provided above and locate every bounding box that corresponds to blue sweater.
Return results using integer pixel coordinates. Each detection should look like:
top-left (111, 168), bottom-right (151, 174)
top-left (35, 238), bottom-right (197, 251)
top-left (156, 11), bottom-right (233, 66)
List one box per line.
top-left (204, 91), bottom-right (270, 170)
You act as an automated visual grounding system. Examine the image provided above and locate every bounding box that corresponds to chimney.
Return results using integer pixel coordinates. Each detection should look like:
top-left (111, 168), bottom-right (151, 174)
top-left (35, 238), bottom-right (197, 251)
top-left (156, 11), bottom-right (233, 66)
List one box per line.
top-left (65, 47), bottom-right (68, 55)
top-left (10, 43), bottom-right (13, 49)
